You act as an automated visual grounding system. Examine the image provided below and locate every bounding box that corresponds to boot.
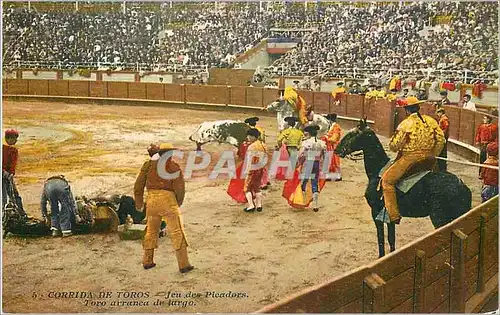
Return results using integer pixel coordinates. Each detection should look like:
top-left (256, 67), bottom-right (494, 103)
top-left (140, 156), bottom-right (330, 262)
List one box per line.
top-left (142, 249), bottom-right (156, 269)
top-left (176, 245), bottom-right (194, 273)
top-left (382, 187), bottom-right (402, 223)
top-left (312, 192), bottom-right (319, 212)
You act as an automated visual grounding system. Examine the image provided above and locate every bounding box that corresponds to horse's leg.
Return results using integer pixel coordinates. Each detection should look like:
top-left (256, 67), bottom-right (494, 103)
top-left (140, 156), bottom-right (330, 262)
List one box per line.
top-left (387, 222), bottom-right (396, 252)
top-left (374, 220), bottom-right (385, 258)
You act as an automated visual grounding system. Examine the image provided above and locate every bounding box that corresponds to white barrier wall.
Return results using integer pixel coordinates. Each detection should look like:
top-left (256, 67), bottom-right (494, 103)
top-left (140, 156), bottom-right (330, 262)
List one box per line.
top-left (101, 72), bottom-right (135, 82)
top-left (464, 88), bottom-right (497, 106)
top-left (140, 74), bottom-right (173, 83)
top-left (2, 71), bottom-right (17, 79)
top-left (21, 71), bottom-right (58, 80)
top-left (427, 87), bottom-right (461, 103)
top-left (62, 71), bottom-right (97, 81)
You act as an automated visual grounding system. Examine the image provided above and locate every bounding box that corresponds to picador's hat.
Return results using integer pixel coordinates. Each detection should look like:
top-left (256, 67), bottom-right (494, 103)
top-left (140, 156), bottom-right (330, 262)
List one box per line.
top-left (247, 128), bottom-right (261, 138)
top-left (403, 96), bottom-right (425, 107)
top-left (244, 117), bottom-right (259, 126)
top-left (159, 143), bottom-right (176, 151)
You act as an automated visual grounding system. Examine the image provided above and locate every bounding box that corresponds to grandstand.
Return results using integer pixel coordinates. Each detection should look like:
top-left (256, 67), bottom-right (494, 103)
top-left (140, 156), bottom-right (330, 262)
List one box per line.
top-left (2, 1), bottom-right (498, 84)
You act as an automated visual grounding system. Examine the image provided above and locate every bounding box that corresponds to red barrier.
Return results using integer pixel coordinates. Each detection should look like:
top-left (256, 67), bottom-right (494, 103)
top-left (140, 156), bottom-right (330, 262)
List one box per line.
top-left (346, 94), bottom-right (364, 119)
top-left (89, 81), bottom-right (107, 97)
top-left (246, 87), bottom-right (263, 107)
top-left (48, 80), bottom-right (69, 96)
top-left (107, 82), bottom-right (128, 98)
top-left (263, 88), bottom-right (279, 107)
top-left (145, 83), bottom-right (164, 100)
top-left (230, 86), bottom-right (246, 106)
top-left (164, 84), bottom-right (183, 103)
top-left (128, 82), bottom-right (146, 100)
top-left (369, 99), bottom-right (395, 137)
top-left (28, 80), bottom-right (49, 96)
top-left (68, 81), bottom-right (89, 97)
top-left (445, 106), bottom-right (461, 140)
top-left (313, 92), bottom-right (330, 114)
top-left (459, 109), bottom-right (477, 145)
top-left (3, 79), bottom-right (497, 151)
top-left (331, 93), bottom-right (347, 116)
top-left (5, 79), bottom-right (28, 95)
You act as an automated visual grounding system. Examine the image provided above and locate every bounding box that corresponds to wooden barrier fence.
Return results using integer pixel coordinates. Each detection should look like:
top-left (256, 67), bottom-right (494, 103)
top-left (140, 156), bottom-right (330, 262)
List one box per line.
top-left (256, 197), bottom-right (498, 313)
top-left (3, 78), bottom-right (497, 150)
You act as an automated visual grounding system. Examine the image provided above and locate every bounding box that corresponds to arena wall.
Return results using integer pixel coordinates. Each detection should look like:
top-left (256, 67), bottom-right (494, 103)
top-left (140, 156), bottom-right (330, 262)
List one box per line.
top-left (3, 78), bottom-right (495, 160)
top-left (4, 69), bottom-right (498, 109)
top-left (256, 197), bottom-right (498, 313)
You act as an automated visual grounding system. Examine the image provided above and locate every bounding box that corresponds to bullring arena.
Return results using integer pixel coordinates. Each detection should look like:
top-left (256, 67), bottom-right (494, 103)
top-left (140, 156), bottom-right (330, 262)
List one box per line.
top-left (2, 1), bottom-right (499, 314)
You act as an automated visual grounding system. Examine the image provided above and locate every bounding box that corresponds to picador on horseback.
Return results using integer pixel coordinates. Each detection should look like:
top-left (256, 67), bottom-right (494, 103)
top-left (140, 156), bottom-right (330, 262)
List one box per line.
top-left (381, 96), bottom-right (446, 224)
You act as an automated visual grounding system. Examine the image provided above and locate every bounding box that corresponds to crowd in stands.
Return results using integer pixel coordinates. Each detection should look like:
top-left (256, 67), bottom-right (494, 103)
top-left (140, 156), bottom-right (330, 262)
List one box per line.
top-left (269, 2), bottom-right (498, 83)
top-left (3, 2), bottom-right (498, 81)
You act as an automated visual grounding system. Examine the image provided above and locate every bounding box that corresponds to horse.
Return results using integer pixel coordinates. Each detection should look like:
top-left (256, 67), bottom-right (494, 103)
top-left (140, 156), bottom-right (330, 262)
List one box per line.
top-left (265, 99), bottom-right (330, 135)
top-left (334, 118), bottom-right (472, 257)
top-left (189, 120), bottom-right (250, 151)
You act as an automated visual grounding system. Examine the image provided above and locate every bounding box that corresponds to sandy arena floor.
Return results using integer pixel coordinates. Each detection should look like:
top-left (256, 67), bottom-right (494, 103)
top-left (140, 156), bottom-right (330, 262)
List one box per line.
top-left (2, 100), bottom-right (483, 313)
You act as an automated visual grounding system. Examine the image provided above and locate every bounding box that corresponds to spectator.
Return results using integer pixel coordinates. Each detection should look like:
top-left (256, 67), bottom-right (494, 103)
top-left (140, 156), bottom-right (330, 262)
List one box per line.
top-left (312, 80), bottom-right (320, 91)
top-left (461, 94), bottom-right (476, 111)
top-left (480, 141), bottom-right (498, 202)
top-left (476, 115), bottom-right (498, 176)
top-left (436, 108), bottom-right (450, 171)
top-left (416, 88), bottom-right (427, 101)
top-left (2, 2), bottom-right (498, 82)
top-left (434, 90), bottom-right (451, 109)
top-left (400, 88), bottom-right (409, 98)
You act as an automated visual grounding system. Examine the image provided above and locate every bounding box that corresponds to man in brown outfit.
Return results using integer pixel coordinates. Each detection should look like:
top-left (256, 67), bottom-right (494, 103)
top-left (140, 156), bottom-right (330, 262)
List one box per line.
top-left (134, 143), bottom-right (194, 273)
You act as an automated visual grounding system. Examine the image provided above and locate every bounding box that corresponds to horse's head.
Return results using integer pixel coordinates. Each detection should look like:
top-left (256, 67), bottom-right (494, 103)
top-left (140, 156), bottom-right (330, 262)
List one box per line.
top-left (335, 117), bottom-right (372, 158)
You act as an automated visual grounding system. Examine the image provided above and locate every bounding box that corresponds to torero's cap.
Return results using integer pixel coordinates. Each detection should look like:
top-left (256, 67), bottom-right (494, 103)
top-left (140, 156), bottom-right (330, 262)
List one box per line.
top-left (5, 129), bottom-right (19, 137)
top-left (284, 116), bottom-right (298, 125)
top-left (244, 117), bottom-right (259, 125)
top-left (246, 128), bottom-right (260, 138)
top-left (303, 125), bottom-right (320, 136)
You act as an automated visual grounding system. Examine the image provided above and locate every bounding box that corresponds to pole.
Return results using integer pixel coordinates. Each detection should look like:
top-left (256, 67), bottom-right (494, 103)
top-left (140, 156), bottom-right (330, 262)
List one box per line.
top-left (434, 156), bottom-right (499, 170)
top-left (122, 1), bottom-right (126, 14)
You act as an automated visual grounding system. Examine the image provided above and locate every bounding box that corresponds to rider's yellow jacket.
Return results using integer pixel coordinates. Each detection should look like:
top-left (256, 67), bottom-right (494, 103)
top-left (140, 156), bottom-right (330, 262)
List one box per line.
top-left (389, 113), bottom-right (445, 156)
